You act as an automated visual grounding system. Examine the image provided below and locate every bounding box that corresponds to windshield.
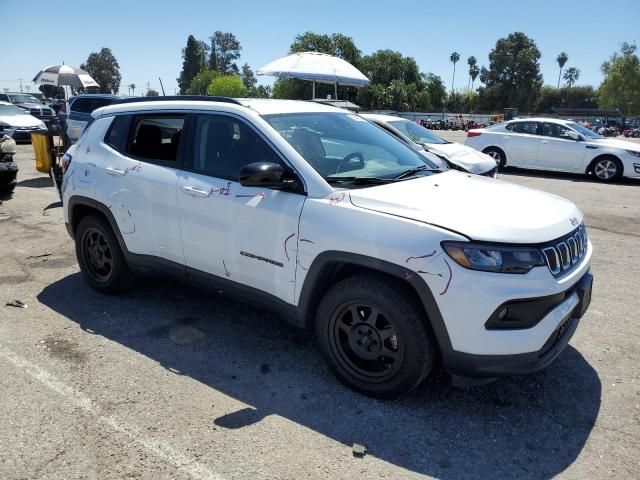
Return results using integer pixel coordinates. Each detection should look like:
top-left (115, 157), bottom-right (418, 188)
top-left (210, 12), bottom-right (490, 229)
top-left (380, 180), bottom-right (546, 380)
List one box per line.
top-left (388, 119), bottom-right (447, 145)
top-left (0, 104), bottom-right (28, 116)
top-left (9, 94), bottom-right (40, 104)
top-left (567, 122), bottom-right (603, 139)
top-left (264, 112), bottom-right (438, 182)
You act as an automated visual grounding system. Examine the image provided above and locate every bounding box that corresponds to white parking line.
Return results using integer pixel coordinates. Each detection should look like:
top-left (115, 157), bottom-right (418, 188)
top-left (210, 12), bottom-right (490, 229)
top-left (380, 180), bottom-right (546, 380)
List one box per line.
top-left (0, 345), bottom-right (225, 480)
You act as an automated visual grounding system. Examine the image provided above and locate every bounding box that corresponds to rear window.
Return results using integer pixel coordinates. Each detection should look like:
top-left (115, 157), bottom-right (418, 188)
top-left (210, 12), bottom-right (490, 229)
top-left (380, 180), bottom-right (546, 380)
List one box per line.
top-left (127, 115), bottom-right (184, 162)
top-left (104, 115), bottom-right (131, 152)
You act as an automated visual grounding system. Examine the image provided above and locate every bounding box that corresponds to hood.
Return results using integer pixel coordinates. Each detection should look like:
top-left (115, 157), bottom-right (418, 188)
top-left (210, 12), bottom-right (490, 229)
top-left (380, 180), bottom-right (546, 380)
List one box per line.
top-left (425, 142), bottom-right (497, 174)
top-left (348, 171), bottom-right (582, 243)
top-left (0, 114), bottom-right (45, 128)
top-left (16, 102), bottom-right (49, 110)
top-left (589, 137), bottom-right (640, 151)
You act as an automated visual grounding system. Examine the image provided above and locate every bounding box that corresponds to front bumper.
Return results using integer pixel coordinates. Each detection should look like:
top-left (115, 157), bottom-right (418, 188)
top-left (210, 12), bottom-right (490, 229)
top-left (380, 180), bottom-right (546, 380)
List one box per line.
top-left (442, 271), bottom-right (592, 378)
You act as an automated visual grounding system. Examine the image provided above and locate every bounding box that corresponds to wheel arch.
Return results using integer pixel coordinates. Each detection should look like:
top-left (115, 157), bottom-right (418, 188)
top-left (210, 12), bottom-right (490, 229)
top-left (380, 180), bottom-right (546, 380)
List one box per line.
top-left (586, 153), bottom-right (624, 175)
top-left (297, 251), bottom-right (452, 354)
top-left (482, 145), bottom-right (508, 166)
top-left (67, 195), bottom-right (129, 255)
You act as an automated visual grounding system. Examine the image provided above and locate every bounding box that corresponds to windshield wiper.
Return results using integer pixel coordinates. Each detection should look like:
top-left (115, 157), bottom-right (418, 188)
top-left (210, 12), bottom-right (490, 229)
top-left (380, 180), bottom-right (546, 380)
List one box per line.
top-left (393, 164), bottom-right (439, 180)
top-left (324, 176), bottom-right (393, 185)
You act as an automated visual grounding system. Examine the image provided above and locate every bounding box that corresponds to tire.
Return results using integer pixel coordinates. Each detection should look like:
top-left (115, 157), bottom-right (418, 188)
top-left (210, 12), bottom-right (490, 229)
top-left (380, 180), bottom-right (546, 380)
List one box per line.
top-left (591, 156), bottom-right (622, 182)
top-left (75, 214), bottom-right (131, 293)
top-left (633, 131), bottom-right (639, 138)
top-left (483, 147), bottom-right (506, 169)
top-left (314, 274), bottom-right (435, 398)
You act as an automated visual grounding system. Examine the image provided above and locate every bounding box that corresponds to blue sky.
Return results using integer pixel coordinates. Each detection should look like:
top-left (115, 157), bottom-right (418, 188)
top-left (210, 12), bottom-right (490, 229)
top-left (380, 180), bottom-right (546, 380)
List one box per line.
top-left (3, 0), bottom-right (639, 95)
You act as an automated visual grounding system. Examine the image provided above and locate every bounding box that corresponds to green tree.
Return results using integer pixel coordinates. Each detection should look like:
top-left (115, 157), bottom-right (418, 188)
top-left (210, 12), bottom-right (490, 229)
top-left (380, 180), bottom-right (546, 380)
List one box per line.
top-left (537, 85), bottom-right (597, 113)
top-left (80, 47), bottom-right (121, 94)
top-left (422, 73), bottom-right (447, 110)
top-left (415, 90), bottom-right (432, 111)
top-left (477, 32), bottom-right (542, 112)
top-left (209, 31), bottom-right (242, 74)
top-left (563, 67), bottom-right (580, 87)
top-left (128, 83), bottom-right (136, 95)
top-left (248, 85), bottom-right (271, 98)
top-left (469, 64), bottom-right (480, 90)
top-left (290, 32), bottom-right (362, 67)
top-left (177, 35), bottom-right (207, 94)
top-left (556, 52), bottom-right (568, 89)
top-left (467, 56), bottom-right (477, 89)
top-left (207, 75), bottom-right (248, 97)
top-left (449, 51), bottom-right (460, 92)
top-left (240, 63), bottom-right (257, 90)
top-left (186, 69), bottom-right (219, 95)
top-left (146, 89), bottom-right (159, 97)
top-left (598, 42), bottom-right (640, 114)
top-left (387, 79), bottom-right (407, 110)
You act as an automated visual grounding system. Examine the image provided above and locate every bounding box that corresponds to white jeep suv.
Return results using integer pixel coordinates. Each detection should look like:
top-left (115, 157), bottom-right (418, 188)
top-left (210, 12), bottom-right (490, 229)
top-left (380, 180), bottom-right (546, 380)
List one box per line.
top-left (61, 97), bottom-right (593, 398)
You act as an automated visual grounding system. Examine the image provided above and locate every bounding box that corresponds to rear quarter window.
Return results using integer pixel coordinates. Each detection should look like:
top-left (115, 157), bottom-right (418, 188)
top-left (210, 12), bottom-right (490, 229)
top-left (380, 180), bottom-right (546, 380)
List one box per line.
top-left (104, 115), bottom-right (132, 152)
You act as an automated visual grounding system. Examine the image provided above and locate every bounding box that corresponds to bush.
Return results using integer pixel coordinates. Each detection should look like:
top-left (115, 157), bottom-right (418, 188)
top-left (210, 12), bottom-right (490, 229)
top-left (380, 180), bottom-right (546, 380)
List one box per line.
top-left (207, 75), bottom-right (248, 97)
top-left (187, 69), bottom-right (219, 95)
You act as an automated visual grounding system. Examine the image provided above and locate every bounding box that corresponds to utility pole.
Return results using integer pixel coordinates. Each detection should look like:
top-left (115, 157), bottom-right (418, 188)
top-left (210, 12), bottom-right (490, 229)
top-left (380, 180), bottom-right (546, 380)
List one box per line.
top-left (18, 78), bottom-right (23, 92)
top-left (145, 81), bottom-right (151, 95)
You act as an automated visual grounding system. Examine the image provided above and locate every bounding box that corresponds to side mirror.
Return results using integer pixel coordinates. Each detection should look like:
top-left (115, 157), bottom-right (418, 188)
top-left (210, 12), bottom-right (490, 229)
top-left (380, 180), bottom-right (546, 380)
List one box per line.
top-left (566, 130), bottom-right (581, 141)
top-left (239, 162), bottom-right (298, 189)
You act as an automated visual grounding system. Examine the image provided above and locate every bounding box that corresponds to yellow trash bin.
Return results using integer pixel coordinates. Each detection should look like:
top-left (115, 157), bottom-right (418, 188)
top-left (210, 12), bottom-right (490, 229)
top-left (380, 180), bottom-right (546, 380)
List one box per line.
top-left (32, 132), bottom-right (53, 174)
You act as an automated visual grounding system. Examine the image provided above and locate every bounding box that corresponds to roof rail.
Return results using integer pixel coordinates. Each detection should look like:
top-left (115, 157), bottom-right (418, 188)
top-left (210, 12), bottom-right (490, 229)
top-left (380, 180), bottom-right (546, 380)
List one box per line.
top-left (113, 95), bottom-right (243, 106)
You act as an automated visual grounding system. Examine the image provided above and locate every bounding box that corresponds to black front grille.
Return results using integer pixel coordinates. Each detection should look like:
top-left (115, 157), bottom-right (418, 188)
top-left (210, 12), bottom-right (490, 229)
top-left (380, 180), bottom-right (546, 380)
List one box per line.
top-left (28, 108), bottom-right (51, 119)
top-left (541, 224), bottom-right (588, 277)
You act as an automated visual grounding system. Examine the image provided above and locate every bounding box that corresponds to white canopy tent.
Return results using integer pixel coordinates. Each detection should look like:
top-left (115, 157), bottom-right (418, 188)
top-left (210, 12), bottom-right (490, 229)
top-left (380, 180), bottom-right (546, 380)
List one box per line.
top-left (257, 51), bottom-right (370, 100)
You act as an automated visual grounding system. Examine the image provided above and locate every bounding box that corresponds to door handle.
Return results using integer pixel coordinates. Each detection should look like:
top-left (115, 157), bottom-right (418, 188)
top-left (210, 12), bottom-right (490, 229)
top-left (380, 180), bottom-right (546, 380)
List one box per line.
top-left (182, 185), bottom-right (211, 197)
top-left (105, 167), bottom-right (125, 176)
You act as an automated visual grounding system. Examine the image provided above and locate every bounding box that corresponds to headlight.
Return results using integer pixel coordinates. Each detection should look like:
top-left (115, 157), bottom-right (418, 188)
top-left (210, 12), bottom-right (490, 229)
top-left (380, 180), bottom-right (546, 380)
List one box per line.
top-left (37, 122), bottom-right (46, 129)
top-left (442, 241), bottom-right (546, 274)
top-left (626, 150), bottom-right (640, 158)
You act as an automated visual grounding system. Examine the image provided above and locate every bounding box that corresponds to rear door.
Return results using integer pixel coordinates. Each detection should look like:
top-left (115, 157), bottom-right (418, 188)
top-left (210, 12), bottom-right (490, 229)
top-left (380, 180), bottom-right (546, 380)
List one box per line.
top-left (537, 122), bottom-right (586, 172)
top-left (502, 121), bottom-right (542, 167)
top-left (177, 112), bottom-right (305, 304)
top-left (96, 112), bottom-right (186, 265)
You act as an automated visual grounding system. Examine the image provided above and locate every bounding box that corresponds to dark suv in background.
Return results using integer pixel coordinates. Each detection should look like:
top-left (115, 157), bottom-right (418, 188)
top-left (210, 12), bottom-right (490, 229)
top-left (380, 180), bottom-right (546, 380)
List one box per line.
top-left (0, 92), bottom-right (54, 127)
top-left (62, 94), bottom-right (126, 144)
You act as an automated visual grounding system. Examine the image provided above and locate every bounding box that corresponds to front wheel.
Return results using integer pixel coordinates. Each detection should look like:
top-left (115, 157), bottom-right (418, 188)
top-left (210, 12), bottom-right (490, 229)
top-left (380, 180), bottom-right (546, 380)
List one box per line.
top-left (483, 147), bottom-right (506, 169)
top-left (315, 274), bottom-right (435, 398)
top-left (592, 157), bottom-right (622, 182)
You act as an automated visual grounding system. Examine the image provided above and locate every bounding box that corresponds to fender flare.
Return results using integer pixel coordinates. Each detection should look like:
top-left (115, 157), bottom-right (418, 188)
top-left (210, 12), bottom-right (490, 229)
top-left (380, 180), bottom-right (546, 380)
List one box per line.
top-left (297, 250), bottom-right (454, 355)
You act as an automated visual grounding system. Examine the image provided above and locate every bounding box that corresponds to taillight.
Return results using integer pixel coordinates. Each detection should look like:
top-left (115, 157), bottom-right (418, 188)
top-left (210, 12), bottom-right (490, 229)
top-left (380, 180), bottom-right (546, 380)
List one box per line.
top-left (467, 131), bottom-right (482, 137)
top-left (61, 153), bottom-right (72, 174)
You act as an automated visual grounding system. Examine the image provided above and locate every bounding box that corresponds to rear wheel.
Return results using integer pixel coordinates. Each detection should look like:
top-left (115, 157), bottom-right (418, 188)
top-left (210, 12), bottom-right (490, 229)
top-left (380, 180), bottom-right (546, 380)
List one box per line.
top-left (483, 147), bottom-right (506, 169)
top-left (315, 274), bottom-right (435, 398)
top-left (75, 215), bottom-right (131, 293)
top-left (591, 156), bottom-right (622, 182)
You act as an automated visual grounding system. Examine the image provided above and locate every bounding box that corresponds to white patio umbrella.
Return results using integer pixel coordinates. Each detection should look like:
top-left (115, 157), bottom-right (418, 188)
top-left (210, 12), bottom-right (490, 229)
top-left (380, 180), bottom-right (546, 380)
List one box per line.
top-left (32, 64), bottom-right (100, 122)
top-left (257, 52), bottom-right (370, 100)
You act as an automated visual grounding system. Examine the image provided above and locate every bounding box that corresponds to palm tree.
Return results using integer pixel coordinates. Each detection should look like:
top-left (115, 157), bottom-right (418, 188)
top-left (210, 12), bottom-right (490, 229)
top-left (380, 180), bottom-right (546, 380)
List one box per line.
top-left (387, 79), bottom-right (407, 111)
top-left (370, 84), bottom-right (386, 109)
top-left (449, 52), bottom-right (460, 93)
top-left (467, 56), bottom-right (477, 90)
top-left (563, 67), bottom-right (580, 88)
top-left (469, 64), bottom-right (480, 91)
top-left (556, 52), bottom-right (568, 89)
top-left (129, 83), bottom-right (136, 96)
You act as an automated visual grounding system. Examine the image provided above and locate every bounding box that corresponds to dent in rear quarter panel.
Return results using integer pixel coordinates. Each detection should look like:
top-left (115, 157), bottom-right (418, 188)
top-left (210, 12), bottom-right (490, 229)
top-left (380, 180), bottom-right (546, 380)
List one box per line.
top-left (293, 193), bottom-right (466, 305)
top-left (65, 117), bottom-right (114, 203)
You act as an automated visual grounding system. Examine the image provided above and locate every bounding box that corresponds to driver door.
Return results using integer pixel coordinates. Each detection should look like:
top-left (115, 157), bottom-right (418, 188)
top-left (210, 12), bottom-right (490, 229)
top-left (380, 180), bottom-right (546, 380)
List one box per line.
top-left (537, 122), bottom-right (587, 172)
top-left (177, 113), bottom-right (306, 304)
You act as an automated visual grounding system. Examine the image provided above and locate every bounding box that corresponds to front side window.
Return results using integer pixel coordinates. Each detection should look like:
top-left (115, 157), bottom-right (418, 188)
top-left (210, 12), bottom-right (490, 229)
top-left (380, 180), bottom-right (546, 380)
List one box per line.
top-left (264, 112), bottom-right (437, 180)
top-left (567, 122), bottom-right (602, 139)
top-left (542, 122), bottom-right (572, 139)
top-left (387, 119), bottom-right (447, 144)
top-left (128, 116), bottom-right (184, 162)
top-left (191, 114), bottom-right (281, 179)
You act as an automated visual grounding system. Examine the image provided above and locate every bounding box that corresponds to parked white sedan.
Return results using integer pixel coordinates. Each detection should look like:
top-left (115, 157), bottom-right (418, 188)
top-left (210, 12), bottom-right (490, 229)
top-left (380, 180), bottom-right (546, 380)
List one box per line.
top-left (362, 114), bottom-right (498, 177)
top-left (465, 118), bottom-right (640, 182)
